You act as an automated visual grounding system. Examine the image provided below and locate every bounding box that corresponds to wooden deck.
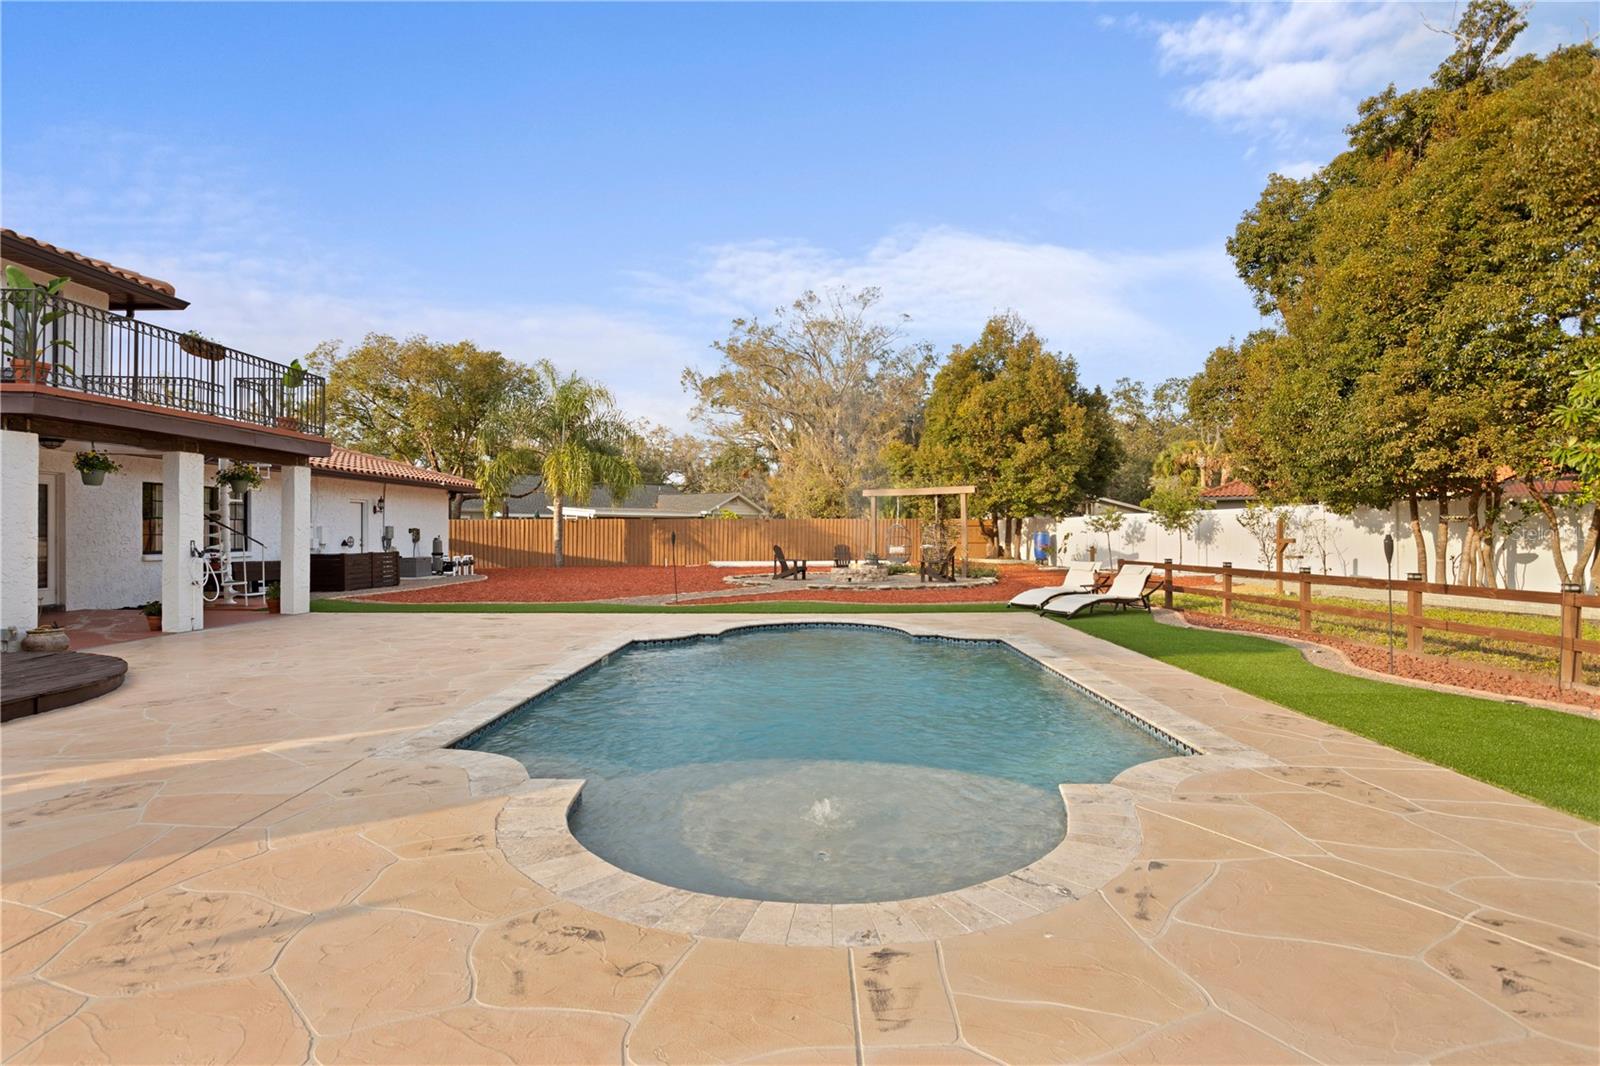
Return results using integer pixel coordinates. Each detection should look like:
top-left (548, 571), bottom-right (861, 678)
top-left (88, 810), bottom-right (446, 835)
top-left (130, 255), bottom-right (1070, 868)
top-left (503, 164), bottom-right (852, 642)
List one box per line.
top-left (0, 651), bottom-right (128, 723)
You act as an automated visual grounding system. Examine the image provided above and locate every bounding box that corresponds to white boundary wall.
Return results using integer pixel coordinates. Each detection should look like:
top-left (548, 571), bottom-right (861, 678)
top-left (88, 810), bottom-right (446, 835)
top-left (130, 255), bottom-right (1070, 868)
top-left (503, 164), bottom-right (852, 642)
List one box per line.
top-left (1021, 498), bottom-right (1595, 593)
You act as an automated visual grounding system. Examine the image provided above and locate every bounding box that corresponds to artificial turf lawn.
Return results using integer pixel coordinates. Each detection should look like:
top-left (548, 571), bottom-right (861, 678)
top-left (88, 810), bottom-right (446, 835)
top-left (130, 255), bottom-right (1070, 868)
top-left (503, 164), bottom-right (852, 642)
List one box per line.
top-left (313, 597), bottom-right (1600, 820)
top-left (1058, 610), bottom-right (1600, 822)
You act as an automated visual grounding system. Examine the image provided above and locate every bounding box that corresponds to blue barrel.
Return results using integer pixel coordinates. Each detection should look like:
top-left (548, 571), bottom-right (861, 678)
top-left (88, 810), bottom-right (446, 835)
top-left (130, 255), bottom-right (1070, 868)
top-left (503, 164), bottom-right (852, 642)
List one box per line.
top-left (1033, 531), bottom-right (1052, 563)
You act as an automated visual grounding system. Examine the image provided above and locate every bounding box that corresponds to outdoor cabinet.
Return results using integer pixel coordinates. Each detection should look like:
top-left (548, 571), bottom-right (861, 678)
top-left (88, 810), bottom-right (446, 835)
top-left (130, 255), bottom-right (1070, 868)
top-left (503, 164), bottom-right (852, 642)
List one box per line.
top-left (309, 550), bottom-right (401, 592)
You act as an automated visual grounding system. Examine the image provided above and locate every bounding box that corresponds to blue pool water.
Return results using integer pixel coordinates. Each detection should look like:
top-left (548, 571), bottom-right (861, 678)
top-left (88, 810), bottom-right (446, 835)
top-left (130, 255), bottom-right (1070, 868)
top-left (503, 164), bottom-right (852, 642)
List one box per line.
top-left (461, 625), bottom-right (1178, 903)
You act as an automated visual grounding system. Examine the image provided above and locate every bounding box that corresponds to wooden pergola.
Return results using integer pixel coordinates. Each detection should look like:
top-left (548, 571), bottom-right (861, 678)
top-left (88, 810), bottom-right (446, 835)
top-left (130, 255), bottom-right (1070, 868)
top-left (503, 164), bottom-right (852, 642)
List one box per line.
top-left (862, 484), bottom-right (976, 577)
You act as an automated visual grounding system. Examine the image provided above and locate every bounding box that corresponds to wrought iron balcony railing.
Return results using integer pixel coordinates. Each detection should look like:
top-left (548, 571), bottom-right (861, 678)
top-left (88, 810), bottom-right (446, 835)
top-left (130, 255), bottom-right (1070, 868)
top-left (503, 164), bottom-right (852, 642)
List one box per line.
top-left (1, 288), bottom-right (327, 436)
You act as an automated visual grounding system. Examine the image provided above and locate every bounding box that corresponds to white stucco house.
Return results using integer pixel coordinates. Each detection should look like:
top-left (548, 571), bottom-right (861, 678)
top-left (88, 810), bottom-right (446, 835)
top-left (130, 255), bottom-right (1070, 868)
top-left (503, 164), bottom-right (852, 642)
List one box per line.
top-left (1, 230), bottom-right (473, 643)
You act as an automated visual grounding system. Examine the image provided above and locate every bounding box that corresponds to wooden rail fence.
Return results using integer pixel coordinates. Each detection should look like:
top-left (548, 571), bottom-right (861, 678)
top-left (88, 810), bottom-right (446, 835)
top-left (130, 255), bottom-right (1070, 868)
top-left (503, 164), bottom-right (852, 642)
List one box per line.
top-left (1125, 559), bottom-right (1600, 687)
top-left (449, 518), bottom-right (928, 570)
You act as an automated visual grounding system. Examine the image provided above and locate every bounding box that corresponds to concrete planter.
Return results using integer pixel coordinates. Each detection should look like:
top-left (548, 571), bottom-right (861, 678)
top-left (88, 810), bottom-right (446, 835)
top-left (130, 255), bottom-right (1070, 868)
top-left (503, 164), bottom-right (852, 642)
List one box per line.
top-left (20, 625), bottom-right (69, 653)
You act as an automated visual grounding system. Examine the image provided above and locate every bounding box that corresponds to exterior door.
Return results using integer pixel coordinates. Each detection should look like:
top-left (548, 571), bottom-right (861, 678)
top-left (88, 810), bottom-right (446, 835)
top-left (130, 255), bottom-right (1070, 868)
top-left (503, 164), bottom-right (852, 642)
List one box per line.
top-left (351, 501), bottom-right (367, 551)
top-left (37, 478), bottom-right (57, 606)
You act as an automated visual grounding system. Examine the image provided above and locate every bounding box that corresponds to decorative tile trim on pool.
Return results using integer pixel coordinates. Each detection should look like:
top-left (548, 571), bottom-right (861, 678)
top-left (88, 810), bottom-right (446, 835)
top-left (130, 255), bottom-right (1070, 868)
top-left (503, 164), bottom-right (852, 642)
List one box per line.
top-left (383, 618), bottom-right (1276, 946)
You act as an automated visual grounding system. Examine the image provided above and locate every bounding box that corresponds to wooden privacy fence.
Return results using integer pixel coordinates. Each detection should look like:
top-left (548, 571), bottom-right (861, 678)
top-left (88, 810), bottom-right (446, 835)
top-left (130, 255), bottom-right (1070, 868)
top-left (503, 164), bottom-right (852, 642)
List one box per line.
top-left (1125, 559), bottom-right (1600, 687)
top-left (449, 518), bottom-right (927, 569)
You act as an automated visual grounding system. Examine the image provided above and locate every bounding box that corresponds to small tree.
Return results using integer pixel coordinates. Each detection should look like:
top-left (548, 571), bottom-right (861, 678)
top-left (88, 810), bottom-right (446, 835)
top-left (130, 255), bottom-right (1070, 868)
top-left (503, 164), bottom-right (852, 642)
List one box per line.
top-left (1551, 354), bottom-right (1600, 591)
top-left (477, 363), bottom-right (640, 566)
top-left (1083, 507), bottom-right (1125, 563)
top-left (1142, 479), bottom-right (1207, 563)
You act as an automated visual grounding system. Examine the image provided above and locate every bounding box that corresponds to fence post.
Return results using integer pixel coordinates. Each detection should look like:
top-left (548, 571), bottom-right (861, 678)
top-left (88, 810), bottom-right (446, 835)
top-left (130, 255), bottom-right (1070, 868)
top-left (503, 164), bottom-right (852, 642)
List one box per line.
top-left (1558, 583), bottom-right (1582, 686)
top-left (1221, 562), bottom-right (1233, 619)
top-left (1405, 573), bottom-right (1424, 653)
top-left (1298, 567), bottom-right (1312, 634)
top-left (1163, 558), bottom-right (1173, 609)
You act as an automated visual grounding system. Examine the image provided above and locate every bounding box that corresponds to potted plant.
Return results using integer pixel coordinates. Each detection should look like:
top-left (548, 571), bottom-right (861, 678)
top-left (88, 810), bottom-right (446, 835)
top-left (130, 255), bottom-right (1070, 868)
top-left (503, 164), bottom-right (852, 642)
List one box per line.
top-left (179, 330), bottom-right (227, 361)
top-left (264, 581), bottom-right (282, 614)
top-left (3, 266), bottom-right (76, 383)
top-left (20, 622), bottom-right (69, 652)
top-left (140, 600), bottom-right (162, 631)
top-left (73, 449), bottom-right (120, 486)
top-left (215, 463), bottom-right (263, 494)
top-left (271, 360), bottom-right (308, 429)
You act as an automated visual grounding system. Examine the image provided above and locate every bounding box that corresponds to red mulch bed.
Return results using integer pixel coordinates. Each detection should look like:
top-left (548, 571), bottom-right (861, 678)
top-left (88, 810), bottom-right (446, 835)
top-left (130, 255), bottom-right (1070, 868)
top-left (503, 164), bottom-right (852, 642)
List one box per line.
top-left (360, 565), bottom-right (1067, 604)
top-left (362, 566), bottom-right (764, 603)
top-left (1179, 611), bottom-right (1600, 712)
top-left (707, 567), bottom-right (1064, 605)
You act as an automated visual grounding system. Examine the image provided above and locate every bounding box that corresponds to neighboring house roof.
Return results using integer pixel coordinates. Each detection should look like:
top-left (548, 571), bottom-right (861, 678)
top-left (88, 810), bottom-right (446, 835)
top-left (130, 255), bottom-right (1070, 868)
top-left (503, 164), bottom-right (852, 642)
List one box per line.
top-left (650, 492), bottom-right (762, 515)
top-left (458, 479), bottom-right (769, 517)
top-left (1500, 476), bottom-right (1582, 499)
top-left (1200, 480), bottom-right (1259, 500)
top-left (309, 446), bottom-right (477, 492)
top-left (1091, 497), bottom-right (1149, 514)
top-left (1, 229), bottom-right (189, 311)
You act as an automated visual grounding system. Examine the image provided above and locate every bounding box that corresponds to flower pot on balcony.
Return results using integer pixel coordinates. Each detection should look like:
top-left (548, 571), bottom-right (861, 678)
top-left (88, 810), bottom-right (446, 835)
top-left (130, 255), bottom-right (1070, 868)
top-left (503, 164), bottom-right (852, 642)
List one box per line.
top-left (274, 415), bottom-right (303, 432)
top-left (179, 334), bottom-right (227, 361)
top-left (9, 360), bottom-right (54, 383)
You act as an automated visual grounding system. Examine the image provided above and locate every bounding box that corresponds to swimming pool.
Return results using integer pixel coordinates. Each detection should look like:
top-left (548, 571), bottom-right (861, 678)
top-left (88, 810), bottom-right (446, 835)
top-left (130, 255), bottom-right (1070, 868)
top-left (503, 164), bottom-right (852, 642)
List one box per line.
top-left (459, 624), bottom-right (1180, 903)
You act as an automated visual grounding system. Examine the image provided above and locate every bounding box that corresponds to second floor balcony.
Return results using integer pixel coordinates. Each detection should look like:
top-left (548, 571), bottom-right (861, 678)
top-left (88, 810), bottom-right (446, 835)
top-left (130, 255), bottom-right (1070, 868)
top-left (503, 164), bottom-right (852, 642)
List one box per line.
top-left (2, 288), bottom-right (327, 437)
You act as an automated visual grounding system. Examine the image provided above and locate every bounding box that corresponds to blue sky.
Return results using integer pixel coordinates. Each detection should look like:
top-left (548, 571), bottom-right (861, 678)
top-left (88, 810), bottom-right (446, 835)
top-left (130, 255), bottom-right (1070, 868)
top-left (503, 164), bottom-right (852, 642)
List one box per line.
top-left (3, 2), bottom-right (1593, 428)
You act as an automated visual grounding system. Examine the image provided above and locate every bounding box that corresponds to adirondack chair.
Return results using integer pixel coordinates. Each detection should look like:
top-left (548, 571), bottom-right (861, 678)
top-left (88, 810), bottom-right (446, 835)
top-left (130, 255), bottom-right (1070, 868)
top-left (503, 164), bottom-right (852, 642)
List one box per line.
top-left (772, 545), bottom-right (808, 580)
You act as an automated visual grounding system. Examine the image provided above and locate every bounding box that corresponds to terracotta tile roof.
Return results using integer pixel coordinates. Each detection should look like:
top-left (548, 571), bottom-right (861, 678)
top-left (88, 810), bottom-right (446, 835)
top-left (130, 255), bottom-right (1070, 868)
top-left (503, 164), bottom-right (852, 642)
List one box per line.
top-left (1199, 479), bottom-right (1258, 499)
top-left (310, 446), bottom-right (477, 492)
top-left (1, 229), bottom-right (185, 308)
top-left (1500, 476), bottom-right (1582, 499)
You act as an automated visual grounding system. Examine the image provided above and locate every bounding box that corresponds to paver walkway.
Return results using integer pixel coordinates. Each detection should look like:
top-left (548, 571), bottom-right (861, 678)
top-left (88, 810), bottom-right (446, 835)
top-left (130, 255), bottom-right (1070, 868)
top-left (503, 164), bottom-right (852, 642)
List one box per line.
top-left (2, 613), bottom-right (1595, 1064)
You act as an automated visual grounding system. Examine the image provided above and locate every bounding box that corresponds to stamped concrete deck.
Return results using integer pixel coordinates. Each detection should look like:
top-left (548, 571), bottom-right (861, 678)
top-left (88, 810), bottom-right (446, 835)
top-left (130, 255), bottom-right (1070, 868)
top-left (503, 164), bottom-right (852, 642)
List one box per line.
top-left (2, 613), bottom-right (1596, 1065)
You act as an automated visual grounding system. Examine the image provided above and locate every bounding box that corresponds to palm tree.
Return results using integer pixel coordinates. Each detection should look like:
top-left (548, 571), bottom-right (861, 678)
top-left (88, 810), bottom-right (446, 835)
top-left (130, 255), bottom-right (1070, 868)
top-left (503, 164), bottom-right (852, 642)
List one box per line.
top-left (478, 362), bottom-right (639, 566)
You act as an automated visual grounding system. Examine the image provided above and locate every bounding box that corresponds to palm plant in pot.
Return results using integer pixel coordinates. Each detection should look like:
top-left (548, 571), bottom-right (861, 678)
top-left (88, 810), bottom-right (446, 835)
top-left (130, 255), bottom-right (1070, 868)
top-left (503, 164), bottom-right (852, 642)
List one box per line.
top-left (270, 360), bottom-right (309, 430)
top-left (140, 600), bottom-right (162, 631)
top-left (73, 449), bottom-right (120, 486)
top-left (265, 581), bottom-right (282, 614)
top-left (3, 267), bottom-right (76, 384)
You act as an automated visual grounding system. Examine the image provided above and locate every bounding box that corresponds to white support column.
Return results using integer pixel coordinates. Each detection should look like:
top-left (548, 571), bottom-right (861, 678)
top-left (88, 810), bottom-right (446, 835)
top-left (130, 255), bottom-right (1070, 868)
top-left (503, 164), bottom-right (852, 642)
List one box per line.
top-left (1, 429), bottom-right (40, 643)
top-left (279, 462), bottom-right (311, 614)
top-left (161, 450), bottom-right (205, 633)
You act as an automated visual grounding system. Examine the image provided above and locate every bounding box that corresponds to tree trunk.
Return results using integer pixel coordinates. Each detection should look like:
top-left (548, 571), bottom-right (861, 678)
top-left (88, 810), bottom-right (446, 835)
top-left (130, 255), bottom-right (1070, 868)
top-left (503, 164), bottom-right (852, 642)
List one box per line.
top-left (1579, 504), bottom-right (1600, 593)
top-left (552, 495), bottom-right (565, 568)
top-left (1523, 482), bottom-right (1572, 586)
top-left (1407, 494), bottom-right (1428, 578)
top-left (1481, 486), bottom-right (1501, 589)
top-left (1462, 488), bottom-right (1482, 587)
top-left (1433, 490), bottom-right (1449, 584)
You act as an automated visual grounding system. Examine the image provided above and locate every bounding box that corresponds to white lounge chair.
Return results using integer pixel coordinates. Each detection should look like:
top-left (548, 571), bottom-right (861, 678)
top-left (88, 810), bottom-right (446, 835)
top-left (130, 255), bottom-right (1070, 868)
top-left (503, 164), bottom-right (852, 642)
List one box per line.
top-left (1008, 563), bottom-right (1101, 609)
top-left (1039, 564), bottom-right (1155, 618)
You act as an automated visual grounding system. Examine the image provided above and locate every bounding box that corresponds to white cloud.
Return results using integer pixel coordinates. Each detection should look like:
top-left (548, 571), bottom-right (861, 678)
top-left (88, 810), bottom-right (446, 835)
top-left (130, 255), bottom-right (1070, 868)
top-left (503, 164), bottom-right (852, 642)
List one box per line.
top-left (1272, 159), bottom-right (1322, 180)
top-left (637, 226), bottom-right (1248, 385)
top-left (1151, 2), bottom-right (1445, 132)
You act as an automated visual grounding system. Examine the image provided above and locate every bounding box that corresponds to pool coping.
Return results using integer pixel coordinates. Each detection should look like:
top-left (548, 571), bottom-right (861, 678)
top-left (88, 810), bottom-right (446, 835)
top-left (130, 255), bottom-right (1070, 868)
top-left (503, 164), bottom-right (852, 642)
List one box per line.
top-left (380, 618), bottom-right (1277, 946)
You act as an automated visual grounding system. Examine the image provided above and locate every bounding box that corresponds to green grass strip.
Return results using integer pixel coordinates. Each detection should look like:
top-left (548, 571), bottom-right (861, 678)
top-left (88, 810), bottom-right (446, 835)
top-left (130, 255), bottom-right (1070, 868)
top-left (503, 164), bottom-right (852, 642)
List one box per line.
top-left (312, 599), bottom-right (1010, 615)
top-left (1056, 611), bottom-right (1600, 822)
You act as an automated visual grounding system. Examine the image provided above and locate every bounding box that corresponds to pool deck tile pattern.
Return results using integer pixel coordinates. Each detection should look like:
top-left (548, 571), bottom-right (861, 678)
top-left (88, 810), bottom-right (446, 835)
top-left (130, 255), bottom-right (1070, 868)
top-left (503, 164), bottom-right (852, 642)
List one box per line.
top-left (2, 613), bottom-right (1596, 1064)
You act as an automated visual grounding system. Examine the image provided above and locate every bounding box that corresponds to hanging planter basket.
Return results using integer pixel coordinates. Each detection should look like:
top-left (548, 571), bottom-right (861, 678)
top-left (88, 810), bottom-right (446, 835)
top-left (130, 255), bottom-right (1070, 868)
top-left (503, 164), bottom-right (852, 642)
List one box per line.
top-left (179, 333), bottom-right (227, 361)
top-left (73, 449), bottom-right (119, 486)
